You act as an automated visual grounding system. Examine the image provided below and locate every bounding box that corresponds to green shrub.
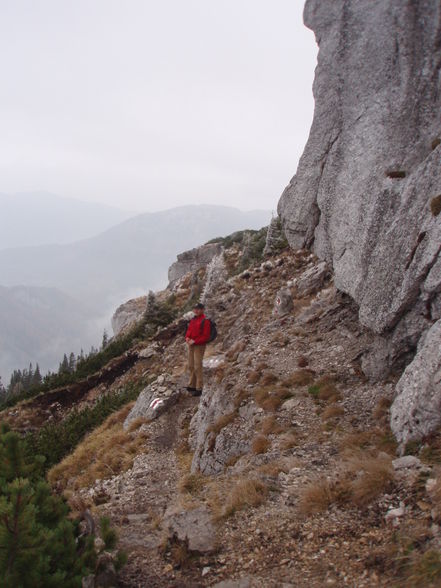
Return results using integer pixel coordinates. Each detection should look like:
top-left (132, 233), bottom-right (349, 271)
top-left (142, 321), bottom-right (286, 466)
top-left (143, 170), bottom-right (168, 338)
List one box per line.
top-left (0, 424), bottom-right (96, 587)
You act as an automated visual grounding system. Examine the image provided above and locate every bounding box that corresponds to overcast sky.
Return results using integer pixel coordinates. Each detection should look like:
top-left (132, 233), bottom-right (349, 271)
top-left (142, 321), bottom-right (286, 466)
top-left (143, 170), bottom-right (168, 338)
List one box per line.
top-left (0, 1), bottom-right (317, 213)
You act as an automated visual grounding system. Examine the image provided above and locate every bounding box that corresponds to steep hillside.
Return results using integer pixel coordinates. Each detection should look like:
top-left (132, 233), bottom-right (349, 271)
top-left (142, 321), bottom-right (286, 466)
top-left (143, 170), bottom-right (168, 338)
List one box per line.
top-left (5, 230), bottom-right (441, 587)
top-left (0, 191), bottom-right (133, 249)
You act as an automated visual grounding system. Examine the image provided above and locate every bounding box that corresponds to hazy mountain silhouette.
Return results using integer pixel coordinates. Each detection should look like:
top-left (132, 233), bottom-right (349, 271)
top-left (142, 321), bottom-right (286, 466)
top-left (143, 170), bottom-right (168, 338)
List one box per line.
top-left (0, 205), bottom-right (270, 310)
top-left (0, 204), bottom-right (270, 380)
top-left (0, 191), bottom-right (134, 250)
top-left (0, 285), bottom-right (99, 382)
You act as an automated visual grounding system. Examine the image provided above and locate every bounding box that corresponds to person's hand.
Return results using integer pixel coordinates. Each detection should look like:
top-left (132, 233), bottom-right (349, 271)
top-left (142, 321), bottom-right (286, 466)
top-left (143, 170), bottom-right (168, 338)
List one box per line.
top-left (188, 339), bottom-right (195, 346)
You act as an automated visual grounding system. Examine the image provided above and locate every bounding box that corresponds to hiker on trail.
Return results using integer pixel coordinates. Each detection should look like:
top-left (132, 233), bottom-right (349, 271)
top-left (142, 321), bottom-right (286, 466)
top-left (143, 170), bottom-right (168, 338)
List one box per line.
top-left (185, 302), bottom-right (211, 397)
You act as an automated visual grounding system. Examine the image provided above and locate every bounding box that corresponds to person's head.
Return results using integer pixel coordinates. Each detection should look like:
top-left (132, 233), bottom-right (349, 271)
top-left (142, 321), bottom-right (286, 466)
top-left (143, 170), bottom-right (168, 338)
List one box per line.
top-left (193, 302), bottom-right (205, 316)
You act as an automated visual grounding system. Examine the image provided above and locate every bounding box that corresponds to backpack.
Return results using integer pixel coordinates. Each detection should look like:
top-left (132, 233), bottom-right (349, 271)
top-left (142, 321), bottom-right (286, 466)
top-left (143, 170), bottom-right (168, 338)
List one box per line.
top-left (201, 317), bottom-right (218, 342)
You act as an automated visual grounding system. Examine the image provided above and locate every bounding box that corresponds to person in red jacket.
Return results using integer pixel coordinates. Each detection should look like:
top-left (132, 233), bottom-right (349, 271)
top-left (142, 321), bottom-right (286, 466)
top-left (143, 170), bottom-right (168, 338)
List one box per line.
top-left (185, 302), bottom-right (211, 396)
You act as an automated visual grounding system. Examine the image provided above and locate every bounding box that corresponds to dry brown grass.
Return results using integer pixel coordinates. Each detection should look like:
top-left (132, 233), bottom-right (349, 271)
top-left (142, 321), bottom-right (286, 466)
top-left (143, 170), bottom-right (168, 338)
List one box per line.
top-left (207, 411), bottom-right (237, 434)
top-left (225, 340), bottom-right (247, 362)
top-left (179, 473), bottom-right (207, 495)
top-left (279, 432), bottom-right (298, 450)
top-left (246, 370), bottom-right (261, 384)
top-left (282, 369), bottom-right (315, 388)
top-left (252, 435), bottom-right (271, 455)
top-left (338, 427), bottom-right (398, 456)
top-left (297, 355), bottom-right (309, 368)
top-left (299, 452), bottom-right (394, 513)
top-left (322, 403), bottom-right (345, 420)
top-left (260, 416), bottom-right (286, 435)
top-left (257, 457), bottom-right (301, 477)
top-left (299, 479), bottom-right (336, 514)
top-left (253, 387), bottom-right (286, 412)
top-left (48, 404), bottom-right (148, 491)
top-left (346, 453), bottom-right (394, 506)
top-left (234, 388), bottom-right (251, 410)
top-left (225, 454), bottom-right (243, 468)
top-left (373, 396), bottom-right (392, 421)
top-left (216, 477), bottom-right (269, 519)
top-left (254, 361), bottom-right (269, 372)
top-left (260, 371), bottom-right (279, 386)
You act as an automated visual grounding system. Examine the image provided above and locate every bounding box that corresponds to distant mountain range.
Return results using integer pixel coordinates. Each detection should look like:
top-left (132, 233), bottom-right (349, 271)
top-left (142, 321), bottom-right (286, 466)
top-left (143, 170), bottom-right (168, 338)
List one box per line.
top-left (0, 199), bottom-right (270, 381)
top-left (0, 191), bottom-right (134, 250)
top-left (0, 285), bottom-right (98, 382)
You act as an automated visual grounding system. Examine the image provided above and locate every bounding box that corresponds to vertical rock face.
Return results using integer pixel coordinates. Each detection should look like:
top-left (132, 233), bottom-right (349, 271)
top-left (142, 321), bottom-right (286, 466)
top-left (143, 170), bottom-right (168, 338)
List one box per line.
top-left (278, 0), bottom-right (441, 341)
top-left (390, 319), bottom-right (441, 446)
top-left (278, 0), bottom-right (441, 441)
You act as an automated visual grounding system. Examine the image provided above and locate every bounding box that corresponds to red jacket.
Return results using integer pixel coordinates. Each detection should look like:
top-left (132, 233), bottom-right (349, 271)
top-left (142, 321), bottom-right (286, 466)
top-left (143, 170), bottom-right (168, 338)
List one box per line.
top-left (186, 314), bottom-right (211, 345)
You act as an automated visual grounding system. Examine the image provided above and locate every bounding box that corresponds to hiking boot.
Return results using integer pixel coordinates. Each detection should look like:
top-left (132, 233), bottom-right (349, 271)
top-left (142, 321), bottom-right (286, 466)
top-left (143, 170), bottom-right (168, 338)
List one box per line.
top-left (191, 389), bottom-right (202, 397)
top-left (185, 386), bottom-right (196, 393)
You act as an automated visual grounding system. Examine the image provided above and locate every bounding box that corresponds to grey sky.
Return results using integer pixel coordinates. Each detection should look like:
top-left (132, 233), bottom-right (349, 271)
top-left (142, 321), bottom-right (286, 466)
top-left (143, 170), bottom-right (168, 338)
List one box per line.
top-left (0, 1), bottom-right (317, 212)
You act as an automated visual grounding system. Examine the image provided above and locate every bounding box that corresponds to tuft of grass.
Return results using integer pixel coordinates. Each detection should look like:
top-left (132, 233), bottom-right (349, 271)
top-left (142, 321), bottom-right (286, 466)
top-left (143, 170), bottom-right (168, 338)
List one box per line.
top-left (260, 416), bottom-right (286, 436)
top-left (279, 432), bottom-right (298, 450)
top-left (373, 396), bottom-right (392, 421)
top-left (347, 453), bottom-right (394, 506)
top-left (282, 369), bottom-right (314, 388)
top-left (299, 479), bottom-right (335, 514)
top-left (233, 388), bottom-right (251, 410)
top-left (430, 195), bottom-right (441, 217)
top-left (297, 355), bottom-right (309, 368)
top-left (220, 478), bottom-right (269, 519)
top-left (247, 370), bottom-right (261, 384)
top-left (432, 137), bottom-right (441, 150)
top-left (252, 435), bottom-right (271, 455)
top-left (308, 376), bottom-right (340, 402)
top-left (179, 473), bottom-right (207, 495)
top-left (322, 404), bottom-right (344, 420)
top-left (260, 371), bottom-right (279, 386)
top-left (404, 550), bottom-right (441, 587)
top-left (207, 411), bottom-right (237, 434)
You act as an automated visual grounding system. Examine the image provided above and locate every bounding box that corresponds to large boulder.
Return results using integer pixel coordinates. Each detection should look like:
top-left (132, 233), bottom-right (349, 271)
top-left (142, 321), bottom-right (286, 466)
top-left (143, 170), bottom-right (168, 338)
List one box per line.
top-left (278, 0), bottom-right (441, 376)
top-left (391, 319), bottom-right (441, 447)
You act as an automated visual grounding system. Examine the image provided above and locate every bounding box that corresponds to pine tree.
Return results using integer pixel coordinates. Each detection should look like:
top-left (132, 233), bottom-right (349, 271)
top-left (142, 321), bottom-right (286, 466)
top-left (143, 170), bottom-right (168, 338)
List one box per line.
top-left (59, 354), bottom-right (69, 375)
top-left (68, 353), bottom-right (76, 373)
top-left (101, 329), bottom-right (109, 350)
top-left (0, 425), bottom-right (96, 586)
top-left (33, 364), bottom-right (42, 387)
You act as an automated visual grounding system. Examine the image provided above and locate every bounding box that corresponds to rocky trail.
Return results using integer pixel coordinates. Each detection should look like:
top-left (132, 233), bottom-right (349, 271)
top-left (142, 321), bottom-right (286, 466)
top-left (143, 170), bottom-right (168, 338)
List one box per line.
top-left (44, 248), bottom-right (441, 587)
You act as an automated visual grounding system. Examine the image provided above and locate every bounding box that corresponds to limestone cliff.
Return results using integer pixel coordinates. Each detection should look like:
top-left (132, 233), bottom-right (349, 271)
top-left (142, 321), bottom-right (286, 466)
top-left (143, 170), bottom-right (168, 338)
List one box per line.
top-left (278, 0), bottom-right (441, 442)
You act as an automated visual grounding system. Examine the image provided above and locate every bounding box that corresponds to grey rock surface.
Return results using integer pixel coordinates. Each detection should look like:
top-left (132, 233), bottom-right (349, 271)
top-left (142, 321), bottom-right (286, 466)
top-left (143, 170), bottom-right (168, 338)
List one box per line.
top-left (278, 0), bottom-right (441, 365)
top-left (123, 375), bottom-right (179, 429)
top-left (295, 261), bottom-right (330, 297)
top-left (391, 319), bottom-right (441, 446)
top-left (189, 382), bottom-right (251, 475)
top-left (163, 505), bottom-right (216, 553)
top-left (263, 216), bottom-right (287, 256)
top-left (273, 287), bottom-right (293, 317)
top-left (111, 296), bottom-right (145, 336)
top-left (167, 242), bottom-right (223, 287)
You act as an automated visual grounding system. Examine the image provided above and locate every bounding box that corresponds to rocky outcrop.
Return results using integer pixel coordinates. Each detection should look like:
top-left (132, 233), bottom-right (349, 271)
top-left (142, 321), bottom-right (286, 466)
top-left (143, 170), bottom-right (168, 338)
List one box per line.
top-left (263, 217), bottom-right (288, 256)
top-left (390, 319), bottom-right (441, 447)
top-left (277, 0), bottom-right (441, 440)
top-left (111, 296), bottom-right (146, 336)
top-left (278, 0), bottom-right (441, 371)
top-left (167, 243), bottom-right (223, 287)
top-left (123, 374), bottom-right (180, 429)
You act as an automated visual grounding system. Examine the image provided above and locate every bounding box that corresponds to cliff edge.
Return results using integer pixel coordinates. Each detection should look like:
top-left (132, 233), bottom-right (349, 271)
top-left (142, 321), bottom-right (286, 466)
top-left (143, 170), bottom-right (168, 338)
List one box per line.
top-left (278, 0), bottom-right (441, 444)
